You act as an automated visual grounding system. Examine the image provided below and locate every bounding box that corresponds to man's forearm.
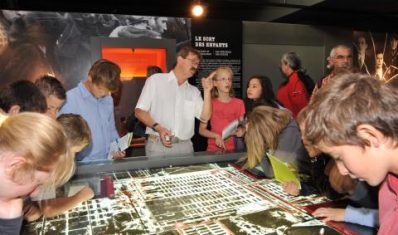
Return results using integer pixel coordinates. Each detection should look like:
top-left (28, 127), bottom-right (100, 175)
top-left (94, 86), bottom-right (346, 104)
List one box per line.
top-left (135, 108), bottom-right (157, 128)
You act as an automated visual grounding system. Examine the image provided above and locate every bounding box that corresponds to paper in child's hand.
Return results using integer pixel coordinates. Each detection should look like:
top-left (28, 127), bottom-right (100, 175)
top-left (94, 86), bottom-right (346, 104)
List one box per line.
top-left (268, 153), bottom-right (301, 189)
top-left (107, 132), bottom-right (133, 160)
top-left (222, 119), bottom-right (239, 140)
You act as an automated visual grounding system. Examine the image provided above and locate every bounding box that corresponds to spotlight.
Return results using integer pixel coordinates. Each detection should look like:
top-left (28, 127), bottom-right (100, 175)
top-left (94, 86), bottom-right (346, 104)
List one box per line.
top-left (192, 2), bottom-right (205, 17)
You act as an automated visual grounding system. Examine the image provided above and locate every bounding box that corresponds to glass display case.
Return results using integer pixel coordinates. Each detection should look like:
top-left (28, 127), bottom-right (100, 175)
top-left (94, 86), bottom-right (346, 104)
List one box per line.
top-left (21, 152), bottom-right (376, 235)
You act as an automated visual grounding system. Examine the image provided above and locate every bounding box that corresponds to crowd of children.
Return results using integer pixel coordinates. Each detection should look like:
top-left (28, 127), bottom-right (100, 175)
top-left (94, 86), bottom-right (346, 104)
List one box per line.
top-left (0, 58), bottom-right (120, 234)
top-left (223, 47), bottom-right (398, 234)
top-left (1, 44), bottom-right (398, 235)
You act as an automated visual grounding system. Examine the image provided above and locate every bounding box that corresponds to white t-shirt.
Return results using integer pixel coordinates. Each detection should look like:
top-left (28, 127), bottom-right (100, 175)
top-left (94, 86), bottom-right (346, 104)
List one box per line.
top-left (136, 71), bottom-right (203, 140)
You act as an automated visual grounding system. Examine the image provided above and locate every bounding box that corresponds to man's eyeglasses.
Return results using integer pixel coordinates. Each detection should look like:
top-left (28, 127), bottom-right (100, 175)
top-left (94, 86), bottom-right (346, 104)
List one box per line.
top-left (335, 55), bottom-right (353, 60)
top-left (185, 57), bottom-right (200, 66)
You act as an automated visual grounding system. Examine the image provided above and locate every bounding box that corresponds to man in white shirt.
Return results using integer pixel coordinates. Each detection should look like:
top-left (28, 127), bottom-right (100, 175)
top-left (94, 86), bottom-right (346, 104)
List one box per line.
top-left (135, 46), bottom-right (213, 157)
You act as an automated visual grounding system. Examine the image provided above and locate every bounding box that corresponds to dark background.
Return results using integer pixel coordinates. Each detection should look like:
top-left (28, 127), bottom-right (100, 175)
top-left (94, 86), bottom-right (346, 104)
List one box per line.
top-left (2, 0), bottom-right (398, 32)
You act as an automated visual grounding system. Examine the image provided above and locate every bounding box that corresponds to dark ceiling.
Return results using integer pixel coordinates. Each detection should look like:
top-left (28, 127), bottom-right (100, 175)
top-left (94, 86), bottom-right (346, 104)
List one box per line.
top-left (2, 0), bottom-right (398, 32)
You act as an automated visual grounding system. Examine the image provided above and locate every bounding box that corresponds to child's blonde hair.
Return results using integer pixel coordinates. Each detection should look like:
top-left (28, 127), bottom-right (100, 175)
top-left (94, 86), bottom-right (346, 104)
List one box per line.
top-left (57, 114), bottom-right (91, 148)
top-left (0, 112), bottom-right (74, 188)
top-left (244, 106), bottom-right (290, 168)
top-left (211, 66), bottom-right (235, 98)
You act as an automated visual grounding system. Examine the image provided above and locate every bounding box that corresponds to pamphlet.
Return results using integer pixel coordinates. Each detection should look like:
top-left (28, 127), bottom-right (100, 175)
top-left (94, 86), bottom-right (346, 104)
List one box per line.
top-left (268, 153), bottom-right (301, 189)
top-left (107, 132), bottom-right (133, 159)
top-left (222, 119), bottom-right (239, 140)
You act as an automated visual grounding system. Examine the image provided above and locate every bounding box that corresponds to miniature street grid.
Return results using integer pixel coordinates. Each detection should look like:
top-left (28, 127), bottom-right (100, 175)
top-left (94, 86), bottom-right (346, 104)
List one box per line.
top-left (22, 164), bottom-right (342, 235)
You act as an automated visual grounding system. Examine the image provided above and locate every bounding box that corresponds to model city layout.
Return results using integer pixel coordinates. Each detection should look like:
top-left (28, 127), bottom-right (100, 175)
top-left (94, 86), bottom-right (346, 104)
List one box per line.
top-left (22, 164), bottom-right (341, 235)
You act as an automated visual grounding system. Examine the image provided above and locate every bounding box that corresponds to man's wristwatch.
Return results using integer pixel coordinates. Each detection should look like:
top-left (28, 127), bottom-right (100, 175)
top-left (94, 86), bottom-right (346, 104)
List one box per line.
top-left (152, 122), bottom-right (159, 131)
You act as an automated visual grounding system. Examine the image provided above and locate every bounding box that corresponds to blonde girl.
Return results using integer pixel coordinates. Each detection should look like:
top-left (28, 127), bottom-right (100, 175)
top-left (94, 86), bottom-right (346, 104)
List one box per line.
top-left (244, 106), bottom-right (310, 178)
top-left (0, 112), bottom-right (74, 234)
top-left (199, 66), bottom-right (245, 152)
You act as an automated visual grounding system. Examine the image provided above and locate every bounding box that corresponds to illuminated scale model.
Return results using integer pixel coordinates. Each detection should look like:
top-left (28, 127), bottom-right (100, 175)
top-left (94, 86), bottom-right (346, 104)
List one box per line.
top-left (21, 153), bottom-right (351, 235)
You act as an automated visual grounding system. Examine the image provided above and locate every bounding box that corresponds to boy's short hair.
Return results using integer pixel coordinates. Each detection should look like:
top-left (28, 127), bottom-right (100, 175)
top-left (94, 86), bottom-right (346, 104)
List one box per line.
top-left (35, 75), bottom-right (66, 100)
top-left (305, 73), bottom-right (398, 148)
top-left (88, 59), bottom-right (121, 92)
top-left (57, 114), bottom-right (91, 148)
top-left (0, 80), bottom-right (47, 113)
top-left (176, 46), bottom-right (202, 61)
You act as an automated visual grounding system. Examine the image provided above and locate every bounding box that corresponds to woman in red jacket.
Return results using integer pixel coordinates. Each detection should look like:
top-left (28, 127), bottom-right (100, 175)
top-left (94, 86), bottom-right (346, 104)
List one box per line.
top-left (277, 52), bottom-right (314, 118)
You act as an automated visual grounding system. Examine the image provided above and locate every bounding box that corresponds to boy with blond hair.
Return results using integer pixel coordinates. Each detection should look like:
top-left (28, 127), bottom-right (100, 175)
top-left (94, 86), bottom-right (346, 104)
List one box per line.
top-left (304, 73), bottom-right (398, 234)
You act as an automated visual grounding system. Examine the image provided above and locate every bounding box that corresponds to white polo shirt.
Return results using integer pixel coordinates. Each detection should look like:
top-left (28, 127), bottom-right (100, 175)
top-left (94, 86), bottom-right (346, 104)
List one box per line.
top-left (136, 71), bottom-right (203, 140)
